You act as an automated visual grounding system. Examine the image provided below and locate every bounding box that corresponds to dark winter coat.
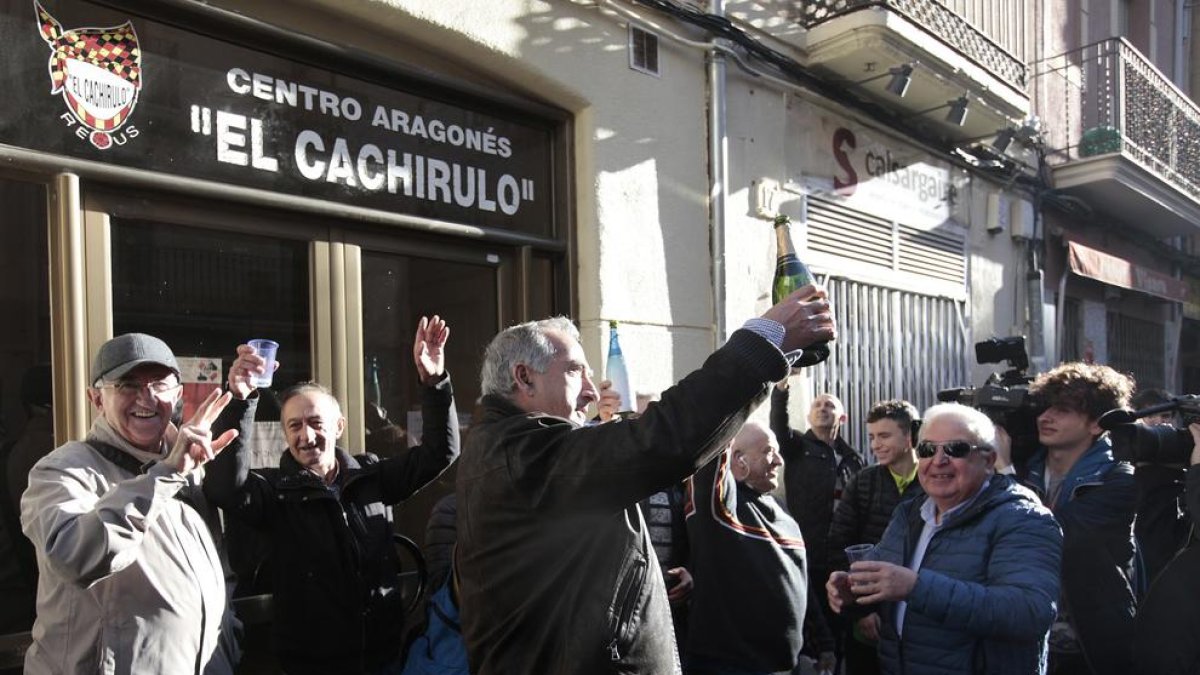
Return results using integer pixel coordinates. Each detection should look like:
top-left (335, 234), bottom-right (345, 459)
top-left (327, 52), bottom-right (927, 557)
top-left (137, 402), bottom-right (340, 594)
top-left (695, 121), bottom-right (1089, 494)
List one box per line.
top-left (684, 452), bottom-right (809, 672)
top-left (1134, 465), bottom-right (1200, 675)
top-left (827, 463), bottom-right (925, 572)
top-left (769, 386), bottom-right (864, 573)
top-left (205, 377), bottom-right (459, 675)
top-left (454, 329), bottom-right (790, 675)
top-left (1020, 437), bottom-right (1137, 675)
top-left (872, 476), bottom-right (1062, 675)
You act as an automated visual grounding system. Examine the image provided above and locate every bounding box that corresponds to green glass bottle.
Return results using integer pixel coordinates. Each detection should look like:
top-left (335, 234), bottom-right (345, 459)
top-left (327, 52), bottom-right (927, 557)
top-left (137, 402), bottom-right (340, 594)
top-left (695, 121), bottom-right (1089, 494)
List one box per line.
top-left (772, 214), bottom-right (830, 367)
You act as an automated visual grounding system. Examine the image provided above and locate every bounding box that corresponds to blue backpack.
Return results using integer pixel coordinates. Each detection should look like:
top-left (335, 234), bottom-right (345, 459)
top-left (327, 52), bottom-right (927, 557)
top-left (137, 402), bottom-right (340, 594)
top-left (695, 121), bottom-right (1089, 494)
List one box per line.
top-left (401, 568), bottom-right (469, 675)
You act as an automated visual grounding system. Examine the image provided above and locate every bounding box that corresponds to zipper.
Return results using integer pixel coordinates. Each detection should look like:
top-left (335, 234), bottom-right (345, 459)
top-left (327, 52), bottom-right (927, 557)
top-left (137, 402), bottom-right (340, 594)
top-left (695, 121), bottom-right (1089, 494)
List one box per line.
top-left (606, 557), bottom-right (648, 661)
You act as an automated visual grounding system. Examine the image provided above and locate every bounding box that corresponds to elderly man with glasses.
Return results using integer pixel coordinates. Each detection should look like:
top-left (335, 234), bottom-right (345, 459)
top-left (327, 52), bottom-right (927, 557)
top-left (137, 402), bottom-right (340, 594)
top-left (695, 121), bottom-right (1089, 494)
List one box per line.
top-left (827, 403), bottom-right (1063, 675)
top-left (19, 333), bottom-right (248, 675)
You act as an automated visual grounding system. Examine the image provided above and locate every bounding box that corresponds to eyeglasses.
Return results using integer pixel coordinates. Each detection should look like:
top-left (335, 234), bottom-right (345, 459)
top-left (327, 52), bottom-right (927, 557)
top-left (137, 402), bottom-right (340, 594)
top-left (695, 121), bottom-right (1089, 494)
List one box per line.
top-left (915, 440), bottom-right (986, 459)
top-left (102, 379), bottom-right (182, 396)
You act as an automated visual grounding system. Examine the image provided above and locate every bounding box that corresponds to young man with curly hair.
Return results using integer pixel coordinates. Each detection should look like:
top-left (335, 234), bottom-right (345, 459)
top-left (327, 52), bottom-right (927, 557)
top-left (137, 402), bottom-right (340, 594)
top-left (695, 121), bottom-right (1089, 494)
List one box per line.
top-left (1022, 362), bottom-right (1136, 675)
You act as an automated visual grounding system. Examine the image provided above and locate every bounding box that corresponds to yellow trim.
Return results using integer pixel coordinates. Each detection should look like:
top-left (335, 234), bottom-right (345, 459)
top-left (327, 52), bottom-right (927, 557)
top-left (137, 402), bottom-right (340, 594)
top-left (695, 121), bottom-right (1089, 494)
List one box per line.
top-left (48, 173), bottom-right (89, 442)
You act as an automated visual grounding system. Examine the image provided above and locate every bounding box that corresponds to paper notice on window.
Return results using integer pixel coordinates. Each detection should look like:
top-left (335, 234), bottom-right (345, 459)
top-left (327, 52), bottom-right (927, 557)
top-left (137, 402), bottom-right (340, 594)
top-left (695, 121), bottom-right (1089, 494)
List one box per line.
top-left (178, 357), bottom-right (222, 421)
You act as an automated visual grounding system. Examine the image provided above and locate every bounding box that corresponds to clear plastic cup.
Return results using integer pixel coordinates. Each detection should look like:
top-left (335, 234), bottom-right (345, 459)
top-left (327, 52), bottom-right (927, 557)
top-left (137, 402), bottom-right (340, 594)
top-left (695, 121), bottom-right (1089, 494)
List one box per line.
top-left (247, 339), bottom-right (278, 388)
top-left (845, 543), bottom-right (876, 564)
top-left (846, 543), bottom-right (876, 589)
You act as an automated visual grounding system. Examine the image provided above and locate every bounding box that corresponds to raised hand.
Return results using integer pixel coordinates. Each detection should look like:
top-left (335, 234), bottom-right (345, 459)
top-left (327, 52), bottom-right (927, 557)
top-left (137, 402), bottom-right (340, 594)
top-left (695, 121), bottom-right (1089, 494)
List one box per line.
top-left (227, 344), bottom-right (275, 400)
top-left (761, 284), bottom-right (837, 354)
top-left (413, 315), bottom-right (450, 385)
top-left (164, 388), bottom-right (239, 475)
top-left (595, 379), bottom-right (621, 422)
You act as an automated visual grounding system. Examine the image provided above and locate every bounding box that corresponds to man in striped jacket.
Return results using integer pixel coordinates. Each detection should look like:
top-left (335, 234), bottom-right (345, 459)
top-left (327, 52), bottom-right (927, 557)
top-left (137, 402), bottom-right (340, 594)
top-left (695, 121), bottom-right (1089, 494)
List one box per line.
top-left (683, 421), bottom-right (835, 675)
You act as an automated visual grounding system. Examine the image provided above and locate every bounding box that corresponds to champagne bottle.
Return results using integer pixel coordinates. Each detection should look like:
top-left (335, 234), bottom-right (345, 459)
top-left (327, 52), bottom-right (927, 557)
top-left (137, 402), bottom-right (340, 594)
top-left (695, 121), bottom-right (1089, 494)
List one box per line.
top-left (606, 321), bottom-right (635, 414)
top-left (773, 214), bottom-right (830, 367)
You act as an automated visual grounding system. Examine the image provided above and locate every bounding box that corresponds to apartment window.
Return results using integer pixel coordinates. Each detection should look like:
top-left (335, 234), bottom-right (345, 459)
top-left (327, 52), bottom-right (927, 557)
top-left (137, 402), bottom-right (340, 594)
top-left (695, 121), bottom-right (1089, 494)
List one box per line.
top-left (629, 26), bottom-right (660, 76)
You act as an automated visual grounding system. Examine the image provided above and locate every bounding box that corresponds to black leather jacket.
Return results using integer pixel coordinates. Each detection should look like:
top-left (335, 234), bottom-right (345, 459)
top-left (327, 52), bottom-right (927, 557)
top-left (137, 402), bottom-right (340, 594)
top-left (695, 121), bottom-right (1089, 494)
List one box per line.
top-left (455, 329), bottom-right (790, 675)
top-left (205, 376), bottom-right (459, 674)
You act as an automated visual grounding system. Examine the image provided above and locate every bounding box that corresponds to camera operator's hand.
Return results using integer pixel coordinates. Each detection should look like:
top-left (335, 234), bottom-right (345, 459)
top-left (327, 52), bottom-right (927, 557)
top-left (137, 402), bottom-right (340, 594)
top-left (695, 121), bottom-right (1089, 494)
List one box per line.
top-left (1189, 423), bottom-right (1200, 466)
top-left (993, 426), bottom-right (1013, 473)
top-left (761, 284), bottom-right (836, 354)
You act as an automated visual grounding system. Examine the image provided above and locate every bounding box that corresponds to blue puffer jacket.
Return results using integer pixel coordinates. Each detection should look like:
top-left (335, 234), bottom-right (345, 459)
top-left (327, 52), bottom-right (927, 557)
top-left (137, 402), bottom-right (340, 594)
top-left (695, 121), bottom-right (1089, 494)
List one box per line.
top-left (871, 475), bottom-right (1062, 675)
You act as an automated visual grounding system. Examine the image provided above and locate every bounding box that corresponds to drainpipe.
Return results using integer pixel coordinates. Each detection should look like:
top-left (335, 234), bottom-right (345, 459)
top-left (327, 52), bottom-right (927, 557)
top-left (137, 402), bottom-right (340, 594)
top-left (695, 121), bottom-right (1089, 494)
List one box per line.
top-left (1176, 0), bottom-right (1188, 89)
top-left (708, 0), bottom-right (728, 347)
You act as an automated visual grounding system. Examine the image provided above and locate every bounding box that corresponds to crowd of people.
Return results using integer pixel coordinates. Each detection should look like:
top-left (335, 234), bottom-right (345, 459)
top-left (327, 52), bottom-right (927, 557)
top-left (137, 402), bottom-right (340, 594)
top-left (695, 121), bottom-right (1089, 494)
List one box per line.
top-left (2, 283), bottom-right (1199, 675)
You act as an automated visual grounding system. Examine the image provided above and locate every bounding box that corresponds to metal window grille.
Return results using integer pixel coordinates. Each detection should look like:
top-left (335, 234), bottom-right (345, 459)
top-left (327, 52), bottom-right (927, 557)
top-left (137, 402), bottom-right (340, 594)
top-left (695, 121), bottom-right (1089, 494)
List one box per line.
top-left (629, 26), bottom-right (660, 76)
top-left (808, 196), bottom-right (967, 287)
top-left (1107, 311), bottom-right (1165, 388)
top-left (806, 277), bottom-right (970, 460)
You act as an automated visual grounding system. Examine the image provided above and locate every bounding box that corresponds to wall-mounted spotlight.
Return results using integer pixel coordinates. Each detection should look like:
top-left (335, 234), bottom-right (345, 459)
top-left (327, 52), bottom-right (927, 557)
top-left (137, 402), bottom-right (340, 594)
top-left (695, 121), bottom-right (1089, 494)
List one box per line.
top-left (905, 95), bottom-right (970, 127)
top-left (945, 96), bottom-right (970, 126)
top-left (853, 63), bottom-right (915, 97)
top-left (992, 127), bottom-right (1017, 153)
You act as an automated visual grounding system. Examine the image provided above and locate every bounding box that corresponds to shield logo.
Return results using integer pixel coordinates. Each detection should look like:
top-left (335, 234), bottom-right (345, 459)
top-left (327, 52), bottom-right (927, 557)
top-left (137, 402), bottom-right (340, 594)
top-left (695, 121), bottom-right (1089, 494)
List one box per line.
top-left (35, 1), bottom-right (141, 150)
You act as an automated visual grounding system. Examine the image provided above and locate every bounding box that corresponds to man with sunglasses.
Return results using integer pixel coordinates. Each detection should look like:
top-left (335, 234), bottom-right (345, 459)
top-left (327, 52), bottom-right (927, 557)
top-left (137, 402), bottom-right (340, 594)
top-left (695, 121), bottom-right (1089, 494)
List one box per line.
top-left (1021, 363), bottom-right (1136, 675)
top-left (826, 403), bottom-right (1062, 675)
top-left (19, 333), bottom-right (247, 674)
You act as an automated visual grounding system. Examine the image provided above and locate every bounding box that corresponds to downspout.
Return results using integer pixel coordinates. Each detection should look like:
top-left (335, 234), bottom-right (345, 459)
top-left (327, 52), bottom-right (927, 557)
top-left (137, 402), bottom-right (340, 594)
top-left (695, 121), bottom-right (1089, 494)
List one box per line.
top-left (708, 0), bottom-right (728, 347)
top-left (1176, 0), bottom-right (1188, 89)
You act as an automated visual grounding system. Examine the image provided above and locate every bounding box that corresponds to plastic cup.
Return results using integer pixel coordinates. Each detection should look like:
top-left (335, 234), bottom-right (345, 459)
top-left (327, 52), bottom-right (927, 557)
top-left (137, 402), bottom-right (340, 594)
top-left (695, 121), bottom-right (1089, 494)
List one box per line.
top-left (845, 543), bottom-right (876, 589)
top-left (845, 543), bottom-right (876, 564)
top-left (247, 339), bottom-right (278, 388)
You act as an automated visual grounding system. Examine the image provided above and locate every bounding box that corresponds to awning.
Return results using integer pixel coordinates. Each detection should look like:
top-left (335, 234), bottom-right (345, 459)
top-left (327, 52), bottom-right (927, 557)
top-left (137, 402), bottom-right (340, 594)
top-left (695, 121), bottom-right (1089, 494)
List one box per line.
top-left (1067, 240), bottom-right (1188, 302)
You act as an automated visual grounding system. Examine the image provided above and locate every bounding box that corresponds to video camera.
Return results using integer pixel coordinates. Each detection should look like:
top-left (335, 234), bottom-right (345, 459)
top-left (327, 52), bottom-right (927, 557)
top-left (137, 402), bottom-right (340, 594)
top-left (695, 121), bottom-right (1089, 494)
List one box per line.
top-left (1099, 395), bottom-right (1200, 465)
top-left (937, 336), bottom-right (1043, 467)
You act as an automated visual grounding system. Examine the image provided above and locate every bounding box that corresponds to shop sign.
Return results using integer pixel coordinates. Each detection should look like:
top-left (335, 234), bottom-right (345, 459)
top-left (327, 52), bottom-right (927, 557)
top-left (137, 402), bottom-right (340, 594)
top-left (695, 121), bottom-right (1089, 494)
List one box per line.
top-left (787, 108), bottom-right (968, 230)
top-left (1067, 241), bottom-right (1188, 302)
top-left (1, 0), bottom-right (557, 232)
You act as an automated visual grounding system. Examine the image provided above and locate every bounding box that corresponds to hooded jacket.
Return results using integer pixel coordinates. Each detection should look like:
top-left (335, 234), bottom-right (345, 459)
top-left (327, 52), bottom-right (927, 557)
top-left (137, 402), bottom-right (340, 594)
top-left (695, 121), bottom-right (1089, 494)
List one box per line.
top-left (872, 476), bottom-right (1062, 675)
top-left (20, 416), bottom-right (244, 675)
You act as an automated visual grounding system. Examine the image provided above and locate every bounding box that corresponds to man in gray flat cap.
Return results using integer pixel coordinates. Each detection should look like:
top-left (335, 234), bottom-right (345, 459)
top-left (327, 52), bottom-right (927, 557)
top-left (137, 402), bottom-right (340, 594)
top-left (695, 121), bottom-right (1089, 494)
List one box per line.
top-left (19, 333), bottom-right (247, 675)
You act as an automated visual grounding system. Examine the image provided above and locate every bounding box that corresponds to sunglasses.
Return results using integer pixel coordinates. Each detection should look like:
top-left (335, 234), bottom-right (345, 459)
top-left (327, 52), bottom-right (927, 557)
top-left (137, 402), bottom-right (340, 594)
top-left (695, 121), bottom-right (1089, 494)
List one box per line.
top-left (915, 440), bottom-right (986, 459)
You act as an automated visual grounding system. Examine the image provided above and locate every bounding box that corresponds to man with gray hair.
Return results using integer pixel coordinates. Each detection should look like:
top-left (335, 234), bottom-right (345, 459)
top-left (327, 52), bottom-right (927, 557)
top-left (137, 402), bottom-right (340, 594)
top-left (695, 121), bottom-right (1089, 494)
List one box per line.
top-left (456, 286), bottom-right (836, 675)
top-left (826, 403), bottom-right (1062, 675)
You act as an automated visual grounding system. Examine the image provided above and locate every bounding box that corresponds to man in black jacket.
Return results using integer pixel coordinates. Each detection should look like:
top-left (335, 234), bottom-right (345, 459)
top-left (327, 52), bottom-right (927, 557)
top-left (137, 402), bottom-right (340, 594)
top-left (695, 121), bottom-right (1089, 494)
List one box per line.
top-left (770, 384), bottom-right (863, 664)
top-left (454, 286), bottom-right (836, 675)
top-left (205, 316), bottom-right (460, 675)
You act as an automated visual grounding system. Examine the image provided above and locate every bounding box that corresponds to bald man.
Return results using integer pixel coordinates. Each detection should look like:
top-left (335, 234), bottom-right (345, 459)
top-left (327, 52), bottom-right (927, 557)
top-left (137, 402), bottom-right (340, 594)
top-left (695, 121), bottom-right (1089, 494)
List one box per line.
top-left (684, 421), bottom-right (834, 675)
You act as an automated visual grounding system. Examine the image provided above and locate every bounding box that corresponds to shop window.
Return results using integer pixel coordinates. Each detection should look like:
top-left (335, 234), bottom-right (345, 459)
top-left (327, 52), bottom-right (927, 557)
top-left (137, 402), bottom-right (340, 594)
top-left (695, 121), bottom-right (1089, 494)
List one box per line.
top-left (111, 220), bottom-right (310, 450)
top-left (360, 250), bottom-right (499, 541)
top-left (360, 252), bottom-right (497, 454)
top-left (0, 177), bottom-right (51, 634)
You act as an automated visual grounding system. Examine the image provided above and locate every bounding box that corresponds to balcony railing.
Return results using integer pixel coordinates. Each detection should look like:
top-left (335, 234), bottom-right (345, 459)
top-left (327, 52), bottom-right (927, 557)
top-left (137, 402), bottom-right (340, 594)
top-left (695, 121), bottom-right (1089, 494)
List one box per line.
top-left (1035, 38), bottom-right (1200, 204)
top-left (797, 0), bottom-right (1028, 87)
